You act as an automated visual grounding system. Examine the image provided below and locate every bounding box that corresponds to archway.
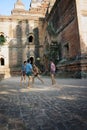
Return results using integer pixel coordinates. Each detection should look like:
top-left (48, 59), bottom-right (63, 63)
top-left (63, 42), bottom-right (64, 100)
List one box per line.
top-left (28, 35), bottom-right (33, 43)
top-left (30, 57), bottom-right (34, 65)
top-left (0, 57), bottom-right (5, 66)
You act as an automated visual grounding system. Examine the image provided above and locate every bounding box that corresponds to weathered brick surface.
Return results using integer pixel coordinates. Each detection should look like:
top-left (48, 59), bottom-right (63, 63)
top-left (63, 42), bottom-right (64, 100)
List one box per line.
top-left (45, 0), bottom-right (80, 58)
top-left (41, 0), bottom-right (87, 77)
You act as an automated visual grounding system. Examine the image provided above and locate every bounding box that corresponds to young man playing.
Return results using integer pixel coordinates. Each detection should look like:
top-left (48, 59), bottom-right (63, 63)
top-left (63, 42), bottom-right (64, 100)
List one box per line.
top-left (26, 59), bottom-right (33, 88)
top-left (32, 64), bottom-right (44, 84)
top-left (50, 60), bottom-right (56, 85)
top-left (20, 61), bottom-right (26, 86)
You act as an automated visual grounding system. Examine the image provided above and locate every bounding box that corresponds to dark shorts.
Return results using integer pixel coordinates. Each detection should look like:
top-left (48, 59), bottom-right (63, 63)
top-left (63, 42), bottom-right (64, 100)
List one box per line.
top-left (26, 72), bottom-right (32, 76)
top-left (22, 71), bottom-right (26, 76)
top-left (34, 73), bottom-right (39, 77)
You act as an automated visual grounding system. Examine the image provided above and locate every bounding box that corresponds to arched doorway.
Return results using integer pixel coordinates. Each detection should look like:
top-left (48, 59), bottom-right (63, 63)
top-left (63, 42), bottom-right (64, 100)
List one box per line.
top-left (30, 57), bottom-right (34, 65)
top-left (28, 35), bottom-right (33, 43)
top-left (0, 57), bottom-right (5, 66)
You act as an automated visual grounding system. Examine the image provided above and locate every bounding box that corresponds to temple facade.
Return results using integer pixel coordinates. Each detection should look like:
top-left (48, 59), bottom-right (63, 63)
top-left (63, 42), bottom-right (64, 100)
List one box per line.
top-left (0, 0), bottom-right (49, 78)
top-left (0, 0), bottom-right (87, 78)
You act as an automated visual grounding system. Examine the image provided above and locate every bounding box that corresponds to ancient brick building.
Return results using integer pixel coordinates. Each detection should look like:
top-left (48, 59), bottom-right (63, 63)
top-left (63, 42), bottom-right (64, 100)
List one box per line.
top-left (41, 0), bottom-right (87, 78)
top-left (0, 0), bottom-right (49, 78)
top-left (0, 0), bottom-right (87, 78)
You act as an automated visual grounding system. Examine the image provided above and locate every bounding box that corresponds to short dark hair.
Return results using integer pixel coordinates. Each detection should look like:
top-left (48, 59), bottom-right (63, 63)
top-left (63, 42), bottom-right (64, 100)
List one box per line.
top-left (24, 61), bottom-right (26, 64)
top-left (50, 58), bottom-right (53, 61)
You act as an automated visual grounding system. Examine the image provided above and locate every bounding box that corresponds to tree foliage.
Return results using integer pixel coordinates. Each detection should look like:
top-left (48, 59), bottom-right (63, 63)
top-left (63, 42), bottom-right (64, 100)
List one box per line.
top-left (0, 35), bottom-right (6, 45)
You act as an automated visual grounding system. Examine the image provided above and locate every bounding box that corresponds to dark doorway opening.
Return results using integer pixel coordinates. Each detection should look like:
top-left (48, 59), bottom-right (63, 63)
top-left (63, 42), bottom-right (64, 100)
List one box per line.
top-left (28, 36), bottom-right (33, 42)
top-left (0, 58), bottom-right (4, 65)
top-left (30, 57), bottom-right (34, 65)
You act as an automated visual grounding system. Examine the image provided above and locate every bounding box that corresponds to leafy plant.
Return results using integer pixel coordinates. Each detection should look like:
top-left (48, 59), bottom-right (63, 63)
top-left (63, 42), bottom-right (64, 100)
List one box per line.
top-left (0, 35), bottom-right (6, 45)
top-left (46, 22), bottom-right (60, 36)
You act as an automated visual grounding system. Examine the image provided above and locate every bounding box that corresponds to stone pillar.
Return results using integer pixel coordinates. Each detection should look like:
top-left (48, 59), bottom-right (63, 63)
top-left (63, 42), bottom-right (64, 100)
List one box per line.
top-left (75, 0), bottom-right (87, 54)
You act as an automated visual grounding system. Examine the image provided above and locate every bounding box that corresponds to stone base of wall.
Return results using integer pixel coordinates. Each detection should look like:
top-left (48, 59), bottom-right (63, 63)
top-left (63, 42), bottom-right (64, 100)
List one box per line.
top-left (10, 67), bottom-right (21, 76)
top-left (0, 67), bottom-right (11, 80)
top-left (0, 74), bottom-right (5, 81)
top-left (56, 59), bottom-right (87, 78)
top-left (0, 67), bottom-right (21, 80)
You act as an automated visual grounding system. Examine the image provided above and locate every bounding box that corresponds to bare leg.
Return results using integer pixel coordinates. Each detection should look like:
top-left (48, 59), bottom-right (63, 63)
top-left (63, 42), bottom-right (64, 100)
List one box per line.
top-left (27, 76), bottom-right (30, 87)
top-left (28, 76), bottom-right (33, 87)
top-left (30, 76), bottom-right (33, 85)
top-left (37, 75), bottom-right (44, 84)
top-left (24, 75), bottom-right (26, 83)
top-left (32, 76), bottom-right (35, 84)
top-left (20, 75), bottom-right (23, 86)
top-left (51, 74), bottom-right (56, 85)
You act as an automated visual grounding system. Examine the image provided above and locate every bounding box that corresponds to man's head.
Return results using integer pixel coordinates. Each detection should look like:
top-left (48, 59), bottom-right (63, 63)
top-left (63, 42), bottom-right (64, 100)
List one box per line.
top-left (24, 61), bottom-right (26, 64)
top-left (50, 58), bottom-right (53, 62)
top-left (33, 64), bottom-right (36, 68)
top-left (27, 59), bottom-right (30, 63)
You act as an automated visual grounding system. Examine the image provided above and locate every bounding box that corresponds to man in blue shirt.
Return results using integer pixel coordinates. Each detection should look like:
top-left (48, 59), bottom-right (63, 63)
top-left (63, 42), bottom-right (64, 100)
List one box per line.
top-left (26, 59), bottom-right (33, 87)
top-left (20, 61), bottom-right (26, 86)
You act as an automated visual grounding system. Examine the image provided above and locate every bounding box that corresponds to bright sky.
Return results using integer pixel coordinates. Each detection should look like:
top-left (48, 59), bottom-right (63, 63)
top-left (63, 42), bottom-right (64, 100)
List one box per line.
top-left (0, 0), bottom-right (31, 16)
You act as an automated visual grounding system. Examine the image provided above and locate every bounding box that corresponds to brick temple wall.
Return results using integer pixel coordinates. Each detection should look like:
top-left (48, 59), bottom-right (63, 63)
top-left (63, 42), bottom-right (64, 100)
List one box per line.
top-left (42, 0), bottom-right (87, 78)
top-left (46, 0), bottom-right (80, 58)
